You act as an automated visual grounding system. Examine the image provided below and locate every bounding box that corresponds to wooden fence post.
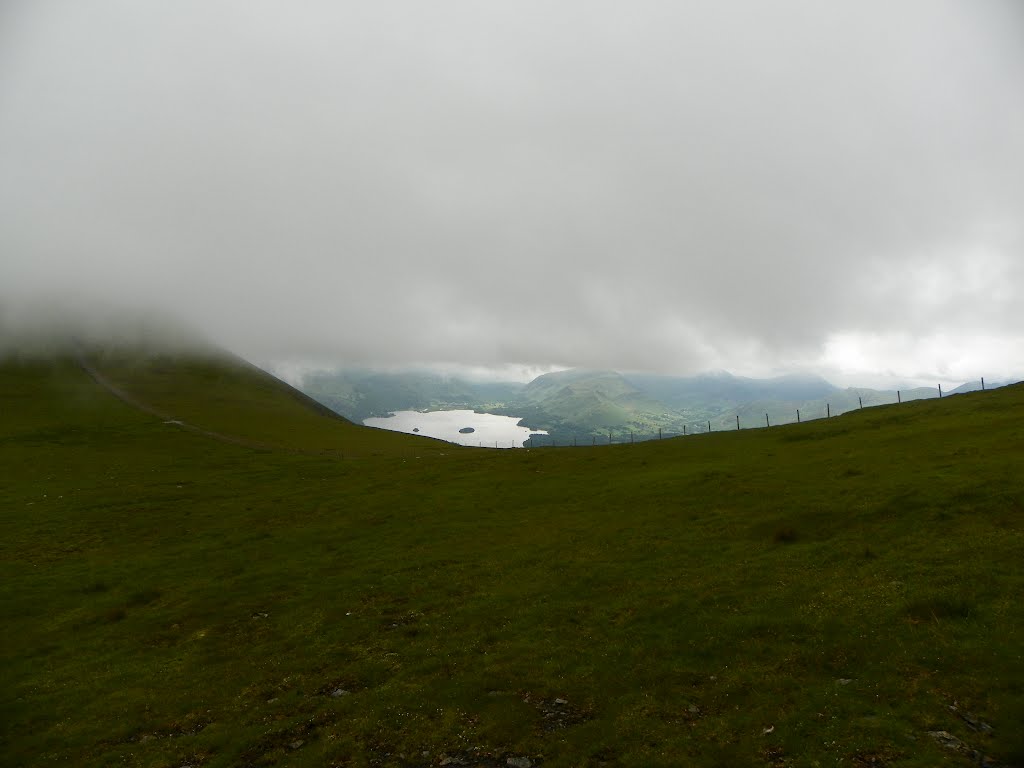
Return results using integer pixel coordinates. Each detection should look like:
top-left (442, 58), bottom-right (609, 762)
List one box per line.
top-left (797, 409), bottom-right (801, 423)
top-left (981, 377), bottom-right (985, 391)
top-left (736, 415), bottom-right (740, 430)
top-left (766, 413), bottom-right (770, 428)
top-left (827, 403), bottom-right (831, 418)
top-left (938, 384), bottom-right (943, 398)
top-left (897, 390), bottom-right (901, 403)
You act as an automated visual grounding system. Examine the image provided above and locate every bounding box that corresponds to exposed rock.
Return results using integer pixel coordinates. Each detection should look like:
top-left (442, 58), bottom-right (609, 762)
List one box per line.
top-left (948, 703), bottom-right (994, 733)
top-left (433, 752), bottom-right (539, 768)
top-left (289, 739), bottom-right (305, 750)
top-left (928, 730), bottom-right (963, 750)
top-left (520, 693), bottom-right (591, 732)
top-left (928, 728), bottom-right (1006, 768)
top-left (330, 688), bottom-right (350, 698)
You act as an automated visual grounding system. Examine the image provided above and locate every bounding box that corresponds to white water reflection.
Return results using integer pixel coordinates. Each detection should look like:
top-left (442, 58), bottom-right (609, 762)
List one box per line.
top-left (363, 409), bottom-right (546, 448)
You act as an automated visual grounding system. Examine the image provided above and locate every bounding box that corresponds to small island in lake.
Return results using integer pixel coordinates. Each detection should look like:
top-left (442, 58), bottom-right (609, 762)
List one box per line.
top-left (458, 427), bottom-right (475, 434)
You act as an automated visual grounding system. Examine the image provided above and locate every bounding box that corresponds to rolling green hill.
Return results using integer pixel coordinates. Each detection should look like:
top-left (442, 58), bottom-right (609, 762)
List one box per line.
top-left (509, 370), bottom-right (677, 437)
top-left (73, 348), bottom-right (451, 457)
top-left (3, 346), bottom-right (1023, 767)
top-left (300, 368), bottom-right (523, 423)
top-left (624, 371), bottom-right (839, 411)
top-left (297, 367), bottom-right (1009, 444)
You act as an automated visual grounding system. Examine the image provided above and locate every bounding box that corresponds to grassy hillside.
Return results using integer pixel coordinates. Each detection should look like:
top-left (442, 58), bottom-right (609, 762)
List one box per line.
top-left (717, 387), bottom-right (943, 433)
top-left (511, 370), bottom-right (675, 436)
top-left (297, 367), bottom-right (993, 444)
top-left (624, 371), bottom-right (839, 412)
top-left (301, 369), bottom-right (523, 423)
top-left (3, 350), bottom-right (1023, 767)
top-left (77, 348), bottom-right (451, 457)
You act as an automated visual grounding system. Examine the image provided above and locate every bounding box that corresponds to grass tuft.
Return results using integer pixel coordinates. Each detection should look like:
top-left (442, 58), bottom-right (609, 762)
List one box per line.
top-left (128, 588), bottom-right (162, 606)
top-left (904, 596), bottom-right (976, 622)
top-left (773, 526), bottom-right (798, 543)
top-left (102, 606), bottom-right (128, 623)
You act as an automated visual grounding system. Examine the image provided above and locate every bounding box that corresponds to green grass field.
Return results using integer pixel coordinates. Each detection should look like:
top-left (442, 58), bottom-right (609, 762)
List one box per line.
top-left (2, 349), bottom-right (1022, 767)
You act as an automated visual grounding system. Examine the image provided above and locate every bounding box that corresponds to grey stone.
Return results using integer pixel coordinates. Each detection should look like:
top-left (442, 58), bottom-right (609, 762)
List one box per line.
top-left (507, 758), bottom-right (533, 768)
top-left (949, 704), bottom-right (994, 733)
top-left (928, 731), bottom-right (965, 752)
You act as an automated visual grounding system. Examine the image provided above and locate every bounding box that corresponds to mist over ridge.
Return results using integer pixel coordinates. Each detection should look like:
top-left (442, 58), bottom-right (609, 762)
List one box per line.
top-left (2, 1), bottom-right (1023, 384)
top-left (295, 361), bottom-right (1016, 446)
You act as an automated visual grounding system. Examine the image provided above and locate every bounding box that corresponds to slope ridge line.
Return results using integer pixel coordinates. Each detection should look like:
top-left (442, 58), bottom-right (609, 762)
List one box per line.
top-left (74, 353), bottom-right (335, 456)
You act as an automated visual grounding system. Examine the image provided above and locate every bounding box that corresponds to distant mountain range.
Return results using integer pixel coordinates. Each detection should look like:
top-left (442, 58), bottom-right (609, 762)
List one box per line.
top-left (297, 367), bottom-right (1012, 443)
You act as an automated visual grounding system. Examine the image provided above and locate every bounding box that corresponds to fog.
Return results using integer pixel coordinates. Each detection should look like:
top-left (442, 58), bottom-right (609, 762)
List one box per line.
top-left (2, 1), bottom-right (1022, 386)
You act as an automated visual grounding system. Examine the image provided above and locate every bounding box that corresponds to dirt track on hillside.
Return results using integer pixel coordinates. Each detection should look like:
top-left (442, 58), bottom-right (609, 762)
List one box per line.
top-left (74, 354), bottom-right (310, 454)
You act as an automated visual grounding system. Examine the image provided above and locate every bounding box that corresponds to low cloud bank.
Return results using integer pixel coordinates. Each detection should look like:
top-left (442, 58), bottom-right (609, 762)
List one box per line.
top-left (2, 2), bottom-right (1022, 382)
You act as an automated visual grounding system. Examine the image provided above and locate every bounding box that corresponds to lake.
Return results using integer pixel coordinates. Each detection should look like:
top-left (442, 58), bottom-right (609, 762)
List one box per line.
top-left (363, 409), bottom-right (547, 448)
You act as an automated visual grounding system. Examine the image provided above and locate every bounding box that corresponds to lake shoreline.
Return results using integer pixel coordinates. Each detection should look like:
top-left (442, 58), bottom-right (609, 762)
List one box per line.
top-left (363, 409), bottom-right (548, 448)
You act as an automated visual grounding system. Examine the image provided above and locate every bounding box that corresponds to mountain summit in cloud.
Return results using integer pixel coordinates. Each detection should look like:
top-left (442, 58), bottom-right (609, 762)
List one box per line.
top-left (2, 1), bottom-right (1022, 383)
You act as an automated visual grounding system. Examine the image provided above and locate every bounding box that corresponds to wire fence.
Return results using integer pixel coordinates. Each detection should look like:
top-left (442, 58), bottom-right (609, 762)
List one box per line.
top-left (514, 379), bottom-right (999, 449)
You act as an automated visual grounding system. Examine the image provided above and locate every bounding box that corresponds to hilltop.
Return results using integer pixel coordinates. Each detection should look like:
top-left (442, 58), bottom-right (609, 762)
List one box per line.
top-left (3, 344), bottom-right (1023, 767)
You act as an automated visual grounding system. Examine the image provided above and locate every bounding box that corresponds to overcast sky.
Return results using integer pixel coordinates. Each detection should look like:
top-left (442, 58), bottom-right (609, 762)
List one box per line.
top-left (2, 1), bottom-right (1022, 386)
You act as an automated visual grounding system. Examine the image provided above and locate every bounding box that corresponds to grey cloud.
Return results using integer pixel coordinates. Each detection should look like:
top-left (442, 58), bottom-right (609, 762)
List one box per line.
top-left (1, 0), bottom-right (1022, 381)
